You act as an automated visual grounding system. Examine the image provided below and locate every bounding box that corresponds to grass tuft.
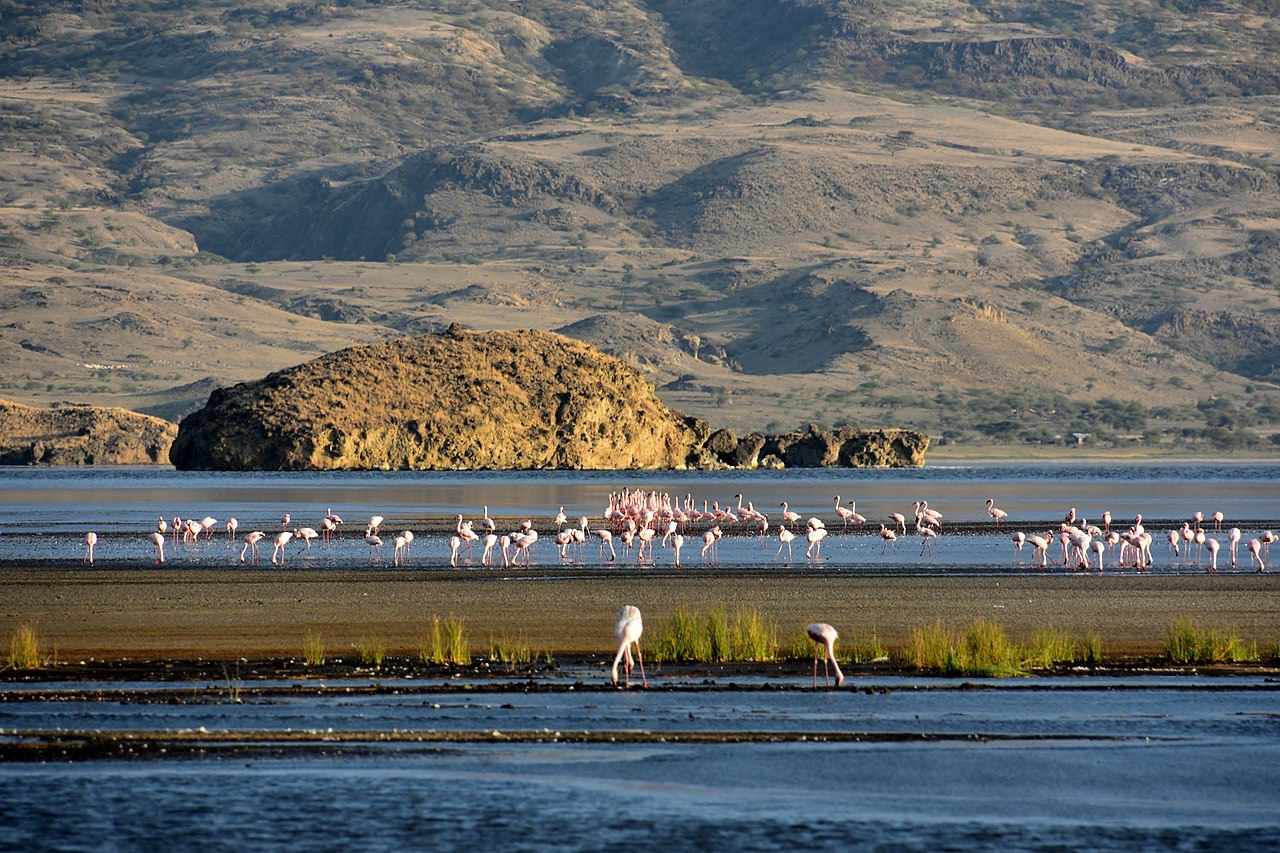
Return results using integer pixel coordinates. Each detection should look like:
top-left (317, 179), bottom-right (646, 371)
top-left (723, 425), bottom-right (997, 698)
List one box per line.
top-left (895, 620), bottom-right (1022, 676)
top-left (7, 624), bottom-right (41, 670)
top-left (421, 616), bottom-right (470, 665)
top-left (488, 635), bottom-right (532, 666)
top-left (1082, 632), bottom-right (1104, 666)
top-left (1023, 628), bottom-right (1077, 669)
top-left (650, 607), bottom-right (779, 663)
top-left (1165, 618), bottom-right (1258, 664)
top-left (353, 636), bottom-right (386, 668)
top-left (302, 631), bottom-right (325, 666)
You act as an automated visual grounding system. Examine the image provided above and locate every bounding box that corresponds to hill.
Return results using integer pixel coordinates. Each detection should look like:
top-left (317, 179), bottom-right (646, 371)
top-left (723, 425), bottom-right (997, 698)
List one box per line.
top-left (0, 397), bottom-right (175, 464)
top-left (1, 0), bottom-right (1278, 454)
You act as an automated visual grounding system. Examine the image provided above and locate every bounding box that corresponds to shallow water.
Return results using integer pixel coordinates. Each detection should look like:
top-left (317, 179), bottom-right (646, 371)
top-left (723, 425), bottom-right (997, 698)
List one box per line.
top-left (2, 679), bottom-right (1278, 851)
top-left (0, 464), bottom-right (1275, 571)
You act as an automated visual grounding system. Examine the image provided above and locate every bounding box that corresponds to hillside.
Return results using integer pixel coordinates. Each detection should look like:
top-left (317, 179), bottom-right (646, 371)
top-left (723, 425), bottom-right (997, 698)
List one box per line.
top-left (1, 0), bottom-right (1278, 453)
top-left (0, 397), bottom-right (175, 464)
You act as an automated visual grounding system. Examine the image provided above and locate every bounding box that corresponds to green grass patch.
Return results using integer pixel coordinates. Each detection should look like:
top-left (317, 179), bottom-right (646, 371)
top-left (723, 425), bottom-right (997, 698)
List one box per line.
top-left (1023, 628), bottom-right (1078, 669)
top-left (896, 620), bottom-right (1023, 676)
top-left (1165, 618), bottom-right (1258, 663)
top-left (650, 607), bottom-right (779, 663)
top-left (421, 616), bottom-right (470, 665)
top-left (7, 623), bottom-right (41, 670)
top-left (302, 631), bottom-right (325, 666)
top-left (1082, 632), bottom-right (1104, 666)
top-left (353, 636), bottom-right (387, 668)
top-left (488, 635), bottom-right (533, 666)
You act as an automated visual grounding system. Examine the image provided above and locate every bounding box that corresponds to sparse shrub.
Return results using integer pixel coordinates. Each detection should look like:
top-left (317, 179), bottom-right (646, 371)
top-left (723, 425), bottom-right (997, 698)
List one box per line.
top-left (302, 631), bottom-right (325, 666)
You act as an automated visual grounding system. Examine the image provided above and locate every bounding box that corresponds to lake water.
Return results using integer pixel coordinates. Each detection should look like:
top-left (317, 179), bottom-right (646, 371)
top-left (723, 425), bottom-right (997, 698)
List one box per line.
top-left (3, 464), bottom-right (1279, 849)
top-left (0, 463), bottom-right (1276, 571)
top-left (2, 678), bottom-right (1277, 851)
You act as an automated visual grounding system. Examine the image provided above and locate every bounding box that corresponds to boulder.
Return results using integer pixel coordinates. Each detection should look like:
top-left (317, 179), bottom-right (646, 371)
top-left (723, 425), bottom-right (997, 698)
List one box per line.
top-left (732, 433), bottom-right (765, 468)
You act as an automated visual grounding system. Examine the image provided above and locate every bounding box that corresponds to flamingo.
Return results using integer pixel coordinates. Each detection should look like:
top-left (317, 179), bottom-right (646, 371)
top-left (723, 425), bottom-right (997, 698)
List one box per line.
top-left (555, 530), bottom-right (574, 562)
top-left (1212, 511), bottom-right (1224, 531)
top-left (83, 531), bottom-right (97, 565)
top-left (401, 530), bottom-right (414, 558)
top-left (367, 515), bottom-right (384, 536)
top-left (481, 533), bottom-right (498, 566)
top-left (200, 517), bottom-right (218, 541)
top-left (637, 527), bottom-right (656, 562)
top-left (157, 517), bottom-right (167, 535)
top-left (780, 502), bottom-right (801, 530)
top-left (448, 535), bottom-right (460, 568)
top-left (171, 516), bottom-right (182, 542)
top-left (280, 513), bottom-right (291, 528)
top-left (295, 527), bottom-right (319, 551)
top-left (393, 534), bottom-right (408, 567)
top-left (500, 534), bottom-right (512, 568)
top-left (1092, 539), bottom-right (1105, 573)
top-left (482, 506), bottom-right (495, 534)
top-left (1248, 538), bottom-right (1265, 572)
top-left (1027, 534), bottom-right (1050, 569)
top-left (1228, 528), bottom-right (1242, 567)
top-left (611, 605), bottom-right (647, 688)
top-left (879, 524), bottom-right (897, 553)
top-left (271, 531), bottom-right (294, 566)
top-left (321, 516), bottom-right (337, 543)
top-left (985, 498), bottom-right (1008, 526)
top-left (834, 496), bottom-right (855, 530)
top-left (805, 526), bottom-right (827, 560)
top-left (1012, 532), bottom-right (1026, 563)
top-left (806, 623), bottom-right (845, 688)
top-left (226, 518), bottom-right (239, 540)
top-left (240, 531), bottom-right (266, 564)
top-left (1192, 511), bottom-right (1204, 532)
top-left (1167, 529), bottom-right (1181, 559)
top-left (365, 530), bottom-right (384, 565)
top-left (594, 529), bottom-right (617, 562)
top-left (672, 533), bottom-right (684, 566)
top-left (150, 531), bottom-right (165, 564)
top-left (888, 512), bottom-right (907, 535)
top-left (1263, 531), bottom-right (1277, 559)
top-left (1194, 529), bottom-right (1206, 567)
top-left (1102, 511), bottom-right (1111, 534)
top-left (1205, 538), bottom-right (1220, 573)
top-left (554, 507), bottom-right (567, 531)
top-left (777, 527), bottom-right (796, 561)
top-left (918, 525), bottom-right (938, 557)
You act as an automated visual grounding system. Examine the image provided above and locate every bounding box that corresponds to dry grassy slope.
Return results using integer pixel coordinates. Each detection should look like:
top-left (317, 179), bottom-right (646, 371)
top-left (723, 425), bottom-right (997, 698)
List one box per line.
top-left (0, 0), bottom-right (1277, 446)
top-left (0, 396), bottom-right (175, 464)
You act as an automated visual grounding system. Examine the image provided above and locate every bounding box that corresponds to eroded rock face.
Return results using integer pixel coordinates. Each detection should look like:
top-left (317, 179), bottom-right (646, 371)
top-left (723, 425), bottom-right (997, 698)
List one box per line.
top-left (0, 398), bottom-right (176, 465)
top-left (170, 328), bottom-right (692, 471)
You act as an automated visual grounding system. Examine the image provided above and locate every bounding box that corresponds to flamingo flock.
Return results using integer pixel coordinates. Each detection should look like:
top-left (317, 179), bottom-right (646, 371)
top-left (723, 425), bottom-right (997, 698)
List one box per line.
top-left (61, 490), bottom-right (1269, 574)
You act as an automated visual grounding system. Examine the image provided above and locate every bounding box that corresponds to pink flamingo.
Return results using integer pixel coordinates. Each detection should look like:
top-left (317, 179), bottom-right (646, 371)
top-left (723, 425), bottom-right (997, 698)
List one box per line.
top-left (295, 527), bottom-right (319, 551)
top-left (1228, 528), bottom-right (1242, 567)
top-left (226, 518), bottom-right (238, 540)
top-left (611, 605), bottom-right (647, 688)
top-left (271, 531), bottom-right (294, 566)
top-left (1248, 538), bottom-right (1265, 572)
top-left (888, 512), bottom-right (907, 535)
top-left (593, 529), bottom-right (617, 562)
top-left (834, 496), bottom-right (855, 530)
top-left (879, 524), bottom-right (898, 553)
top-left (805, 526), bottom-right (827, 560)
top-left (780, 502), bottom-right (801, 530)
top-left (1205, 538), bottom-right (1220, 573)
top-left (150, 531), bottom-right (165, 564)
top-left (806, 622), bottom-right (844, 688)
top-left (776, 527), bottom-right (796, 561)
top-left (1012, 531), bottom-right (1026, 563)
top-left (1027, 534), bottom-right (1050, 569)
top-left (393, 534), bottom-right (408, 567)
top-left (365, 530), bottom-right (384, 565)
top-left (985, 498), bottom-right (1008, 526)
top-left (240, 531), bottom-right (265, 564)
top-left (481, 533), bottom-right (498, 566)
top-left (1212, 511), bottom-right (1224, 531)
top-left (672, 533), bottom-right (685, 566)
top-left (83, 531), bottom-right (97, 565)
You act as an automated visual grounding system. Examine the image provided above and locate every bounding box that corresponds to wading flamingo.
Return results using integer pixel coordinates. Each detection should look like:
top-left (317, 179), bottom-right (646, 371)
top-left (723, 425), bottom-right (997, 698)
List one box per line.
top-left (226, 518), bottom-right (239, 540)
top-left (879, 524), bottom-right (898, 553)
top-left (1205, 537), bottom-right (1220, 573)
top-left (393, 534), bottom-right (407, 567)
top-left (240, 531), bottom-right (265, 564)
top-left (83, 531), bottom-right (97, 565)
top-left (806, 622), bottom-right (845, 688)
top-left (985, 498), bottom-right (1008, 526)
top-left (150, 531), bottom-right (165, 564)
top-left (777, 527), bottom-right (796, 561)
top-left (1228, 528), bottom-right (1242, 567)
top-left (1248, 538), bottom-right (1265, 572)
top-left (611, 605), bottom-right (647, 688)
top-left (1012, 532), bottom-right (1026, 563)
top-left (672, 533), bottom-right (684, 566)
top-left (271, 530), bottom-right (294, 566)
top-left (295, 527), bottom-right (319, 551)
top-left (780, 502), bottom-right (801, 530)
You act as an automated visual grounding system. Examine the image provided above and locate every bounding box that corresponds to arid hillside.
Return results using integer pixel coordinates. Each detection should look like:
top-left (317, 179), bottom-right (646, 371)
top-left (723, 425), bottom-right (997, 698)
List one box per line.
top-left (2, 0), bottom-right (1278, 452)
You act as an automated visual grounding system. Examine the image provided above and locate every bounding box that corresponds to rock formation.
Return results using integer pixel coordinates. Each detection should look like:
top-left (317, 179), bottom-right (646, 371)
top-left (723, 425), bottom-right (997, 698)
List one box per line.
top-left (171, 328), bottom-right (929, 471)
top-left (0, 398), bottom-right (177, 465)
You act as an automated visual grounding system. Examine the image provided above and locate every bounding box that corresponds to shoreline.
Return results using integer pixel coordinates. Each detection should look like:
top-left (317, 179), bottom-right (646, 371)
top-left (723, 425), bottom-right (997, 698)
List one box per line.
top-left (4, 570), bottom-right (1276, 661)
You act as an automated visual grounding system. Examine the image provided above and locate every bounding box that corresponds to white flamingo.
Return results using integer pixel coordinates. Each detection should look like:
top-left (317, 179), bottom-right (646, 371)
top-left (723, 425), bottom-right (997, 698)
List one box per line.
top-left (150, 531), bottom-right (165, 564)
top-left (240, 531), bottom-right (265, 564)
top-left (611, 605), bottom-right (647, 688)
top-left (806, 622), bottom-right (845, 688)
top-left (84, 531), bottom-right (97, 565)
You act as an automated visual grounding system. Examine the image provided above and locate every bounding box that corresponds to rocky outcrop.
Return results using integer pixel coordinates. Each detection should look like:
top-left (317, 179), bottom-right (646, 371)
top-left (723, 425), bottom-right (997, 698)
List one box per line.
top-left (0, 398), bottom-right (177, 465)
top-left (171, 329), bottom-right (930, 471)
top-left (170, 327), bottom-right (693, 471)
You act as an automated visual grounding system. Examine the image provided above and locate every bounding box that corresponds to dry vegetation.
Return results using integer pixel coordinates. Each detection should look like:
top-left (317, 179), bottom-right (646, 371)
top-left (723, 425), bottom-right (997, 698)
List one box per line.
top-left (1, 0), bottom-right (1278, 450)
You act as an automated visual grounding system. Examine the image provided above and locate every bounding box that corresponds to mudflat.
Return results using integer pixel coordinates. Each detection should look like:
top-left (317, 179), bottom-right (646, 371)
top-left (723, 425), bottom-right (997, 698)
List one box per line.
top-left (3, 569), bottom-right (1276, 659)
